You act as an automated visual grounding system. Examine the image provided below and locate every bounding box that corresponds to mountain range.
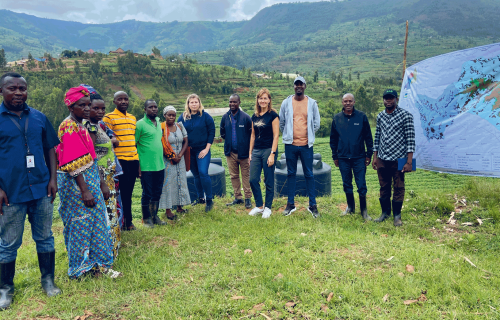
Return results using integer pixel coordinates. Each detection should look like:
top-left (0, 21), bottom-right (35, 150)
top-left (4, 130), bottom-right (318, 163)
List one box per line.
top-left (1, 0), bottom-right (500, 75)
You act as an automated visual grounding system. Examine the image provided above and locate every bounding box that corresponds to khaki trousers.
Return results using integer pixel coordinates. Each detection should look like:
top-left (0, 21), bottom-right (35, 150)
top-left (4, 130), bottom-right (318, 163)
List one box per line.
top-left (226, 152), bottom-right (252, 199)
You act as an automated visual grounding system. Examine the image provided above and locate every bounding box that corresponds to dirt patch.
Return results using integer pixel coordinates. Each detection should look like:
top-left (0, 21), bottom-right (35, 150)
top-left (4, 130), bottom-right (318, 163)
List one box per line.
top-left (130, 86), bottom-right (144, 99)
top-left (337, 203), bottom-right (347, 212)
top-left (168, 239), bottom-right (179, 248)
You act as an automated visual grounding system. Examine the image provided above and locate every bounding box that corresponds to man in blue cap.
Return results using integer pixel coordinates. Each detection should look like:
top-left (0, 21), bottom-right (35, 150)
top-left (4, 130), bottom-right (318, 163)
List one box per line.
top-left (279, 76), bottom-right (321, 218)
top-left (372, 89), bottom-right (415, 226)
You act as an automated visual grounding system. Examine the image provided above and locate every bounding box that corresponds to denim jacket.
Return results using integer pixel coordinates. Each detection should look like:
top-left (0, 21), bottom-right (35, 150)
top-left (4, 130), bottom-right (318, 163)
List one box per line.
top-left (279, 95), bottom-right (320, 147)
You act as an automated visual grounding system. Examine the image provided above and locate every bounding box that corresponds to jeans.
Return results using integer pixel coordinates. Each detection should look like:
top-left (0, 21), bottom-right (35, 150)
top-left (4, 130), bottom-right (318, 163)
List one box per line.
top-left (190, 149), bottom-right (213, 200)
top-left (284, 144), bottom-right (316, 206)
top-left (140, 170), bottom-right (165, 205)
top-left (249, 148), bottom-right (277, 208)
top-left (338, 158), bottom-right (368, 196)
top-left (118, 160), bottom-right (139, 227)
top-left (376, 158), bottom-right (405, 201)
top-left (0, 196), bottom-right (54, 263)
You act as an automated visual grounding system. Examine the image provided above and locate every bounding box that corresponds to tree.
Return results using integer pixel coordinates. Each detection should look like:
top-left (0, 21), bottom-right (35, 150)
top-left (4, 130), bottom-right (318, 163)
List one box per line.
top-left (74, 60), bottom-right (81, 73)
top-left (313, 70), bottom-right (319, 83)
top-left (330, 70), bottom-right (336, 81)
top-left (152, 46), bottom-right (161, 57)
top-left (0, 49), bottom-right (6, 68)
top-left (348, 72), bottom-right (352, 81)
top-left (46, 54), bottom-right (57, 69)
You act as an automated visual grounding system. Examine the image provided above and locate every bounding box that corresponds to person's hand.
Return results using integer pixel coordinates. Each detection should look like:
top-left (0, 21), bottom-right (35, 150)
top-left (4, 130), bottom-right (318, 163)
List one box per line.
top-left (111, 137), bottom-right (119, 148)
top-left (172, 155), bottom-right (181, 164)
top-left (198, 148), bottom-right (209, 159)
top-left (334, 159), bottom-right (339, 167)
top-left (365, 157), bottom-right (371, 166)
top-left (249, 153), bottom-right (252, 162)
top-left (372, 157), bottom-right (379, 170)
top-left (402, 163), bottom-right (413, 173)
top-left (267, 154), bottom-right (275, 167)
top-left (138, 166), bottom-right (142, 178)
top-left (0, 188), bottom-right (9, 215)
top-left (47, 178), bottom-right (58, 203)
top-left (101, 182), bottom-right (110, 200)
top-left (82, 190), bottom-right (96, 207)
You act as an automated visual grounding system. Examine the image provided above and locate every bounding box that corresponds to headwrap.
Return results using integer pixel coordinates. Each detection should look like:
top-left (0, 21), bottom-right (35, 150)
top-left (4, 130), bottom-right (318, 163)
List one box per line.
top-left (79, 84), bottom-right (97, 94)
top-left (163, 105), bottom-right (177, 117)
top-left (64, 86), bottom-right (90, 107)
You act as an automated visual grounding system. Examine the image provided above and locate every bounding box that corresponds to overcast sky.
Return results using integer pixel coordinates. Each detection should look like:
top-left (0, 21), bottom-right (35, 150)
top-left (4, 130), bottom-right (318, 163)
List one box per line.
top-left (1, 0), bottom-right (322, 23)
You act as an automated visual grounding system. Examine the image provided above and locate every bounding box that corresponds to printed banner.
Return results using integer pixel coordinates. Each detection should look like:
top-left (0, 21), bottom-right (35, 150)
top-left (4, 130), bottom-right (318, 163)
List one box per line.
top-left (399, 43), bottom-right (500, 177)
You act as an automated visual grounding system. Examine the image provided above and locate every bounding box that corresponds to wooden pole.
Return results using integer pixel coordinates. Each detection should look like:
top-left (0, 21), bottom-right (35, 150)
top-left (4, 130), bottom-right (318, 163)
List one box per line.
top-left (402, 20), bottom-right (409, 81)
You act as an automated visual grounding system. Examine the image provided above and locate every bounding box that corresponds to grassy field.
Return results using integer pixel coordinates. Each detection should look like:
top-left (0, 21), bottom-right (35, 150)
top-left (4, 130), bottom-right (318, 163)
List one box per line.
top-left (4, 138), bottom-right (500, 319)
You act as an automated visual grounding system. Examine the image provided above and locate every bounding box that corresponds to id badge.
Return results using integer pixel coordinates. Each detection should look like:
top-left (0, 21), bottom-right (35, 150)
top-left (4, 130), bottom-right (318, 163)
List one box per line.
top-left (26, 155), bottom-right (35, 168)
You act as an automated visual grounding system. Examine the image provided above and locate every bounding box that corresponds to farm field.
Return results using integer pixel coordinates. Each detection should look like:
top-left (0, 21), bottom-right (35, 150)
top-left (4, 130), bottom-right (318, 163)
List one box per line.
top-left (6, 136), bottom-right (500, 319)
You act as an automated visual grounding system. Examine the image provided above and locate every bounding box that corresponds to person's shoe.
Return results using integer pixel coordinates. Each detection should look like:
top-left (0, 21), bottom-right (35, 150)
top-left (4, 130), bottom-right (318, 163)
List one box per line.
top-left (176, 207), bottom-right (188, 214)
top-left (374, 197), bottom-right (392, 222)
top-left (282, 203), bottom-right (296, 216)
top-left (150, 201), bottom-right (166, 225)
top-left (245, 199), bottom-right (252, 209)
top-left (392, 200), bottom-right (403, 227)
top-left (0, 260), bottom-right (16, 310)
top-left (141, 205), bottom-right (154, 228)
top-left (226, 199), bottom-right (244, 206)
top-left (308, 205), bottom-right (320, 218)
top-left (359, 195), bottom-right (372, 221)
top-left (192, 198), bottom-right (206, 206)
top-left (248, 207), bottom-right (264, 216)
top-left (341, 193), bottom-right (355, 216)
top-left (165, 210), bottom-right (178, 221)
top-left (37, 251), bottom-right (62, 297)
top-left (262, 207), bottom-right (272, 219)
top-left (205, 199), bottom-right (214, 212)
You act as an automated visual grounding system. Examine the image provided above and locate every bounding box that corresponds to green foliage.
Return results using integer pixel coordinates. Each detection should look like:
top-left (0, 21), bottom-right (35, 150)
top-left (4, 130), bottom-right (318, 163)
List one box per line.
top-left (0, 49), bottom-right (5, 68)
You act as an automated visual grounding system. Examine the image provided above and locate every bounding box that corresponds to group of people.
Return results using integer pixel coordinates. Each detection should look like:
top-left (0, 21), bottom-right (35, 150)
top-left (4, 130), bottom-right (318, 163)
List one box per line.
top-left (0, 71), bottom-right (415, 309)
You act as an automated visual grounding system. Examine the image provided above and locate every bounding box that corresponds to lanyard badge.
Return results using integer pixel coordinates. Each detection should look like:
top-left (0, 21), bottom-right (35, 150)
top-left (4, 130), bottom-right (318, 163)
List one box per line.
top-left (9, 116), bottom-right (34, 168)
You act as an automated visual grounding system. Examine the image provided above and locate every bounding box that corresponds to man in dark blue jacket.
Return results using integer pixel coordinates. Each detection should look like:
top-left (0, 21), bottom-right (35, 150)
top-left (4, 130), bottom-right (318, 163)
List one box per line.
top-left (220, 94), bottom-right (253, 208)
top-left (330, 93), bottom-right (374, 220)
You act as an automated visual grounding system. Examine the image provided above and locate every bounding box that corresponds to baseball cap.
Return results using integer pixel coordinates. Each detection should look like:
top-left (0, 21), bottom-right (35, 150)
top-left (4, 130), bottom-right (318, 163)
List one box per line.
top-left (383, 89), bottom-right (398, 99)
top-left (294, 76), bottom-right (306, 84)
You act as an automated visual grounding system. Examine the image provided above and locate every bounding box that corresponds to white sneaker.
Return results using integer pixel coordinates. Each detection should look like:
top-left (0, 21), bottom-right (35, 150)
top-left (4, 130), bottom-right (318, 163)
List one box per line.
top-left (262, 207), bottom-right (272, 219)
top-left (249, 207), bottom-right (264, 216)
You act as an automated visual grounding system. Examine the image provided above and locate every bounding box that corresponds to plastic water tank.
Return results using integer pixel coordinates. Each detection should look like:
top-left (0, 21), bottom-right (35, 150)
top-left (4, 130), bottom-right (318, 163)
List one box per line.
top-left (274, 153), bottom-right (331, 198)
top-left (186, 158), bottom-right (226, 200)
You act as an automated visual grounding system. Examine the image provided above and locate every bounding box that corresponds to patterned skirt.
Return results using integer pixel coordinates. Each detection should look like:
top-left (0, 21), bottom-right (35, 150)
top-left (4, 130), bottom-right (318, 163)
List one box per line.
top-left (57, 162), bottom-right (114, 278)
top-left (98, 163), bottom-right (121, 260)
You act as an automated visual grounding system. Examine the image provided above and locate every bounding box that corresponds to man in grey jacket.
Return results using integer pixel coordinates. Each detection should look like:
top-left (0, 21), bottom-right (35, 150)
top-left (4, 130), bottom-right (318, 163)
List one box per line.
top-left (279, 76), bottom-right (321, 218)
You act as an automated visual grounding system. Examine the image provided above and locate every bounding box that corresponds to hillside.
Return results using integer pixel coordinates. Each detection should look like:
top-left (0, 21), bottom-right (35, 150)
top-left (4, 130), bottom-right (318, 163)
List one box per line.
top-left (1, 0), bottom-right (500, 77)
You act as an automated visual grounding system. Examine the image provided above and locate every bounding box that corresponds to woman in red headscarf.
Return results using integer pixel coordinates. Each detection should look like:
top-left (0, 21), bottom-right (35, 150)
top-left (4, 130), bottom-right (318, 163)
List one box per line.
top-left (56, 86), bottom-right (117, 278)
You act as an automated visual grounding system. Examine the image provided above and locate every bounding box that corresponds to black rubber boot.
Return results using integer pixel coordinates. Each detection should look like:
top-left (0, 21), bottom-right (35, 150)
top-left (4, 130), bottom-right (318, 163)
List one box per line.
top-left (150, 201), bottom-right (166, 225)
top-left (245, 199), bottom-right (252, 209)
top-left (0, 260), bottom-right (15, 310)
top-left (205, 199), bottom-right (214, 212)
top-left (392, 200), bottom-right (403, 227)
top-left (359, 195), bottom-right (372, 221)
top-left (141, 205), bottom-right (154, 228)
top-left (226, 199), bottom-right (244, 206)
top-left (374, 197), bottom-right (392, 222)
top-left (341, 193), bottom-right (355, 215)
top-left (37, 251), bottom-right (62, 297)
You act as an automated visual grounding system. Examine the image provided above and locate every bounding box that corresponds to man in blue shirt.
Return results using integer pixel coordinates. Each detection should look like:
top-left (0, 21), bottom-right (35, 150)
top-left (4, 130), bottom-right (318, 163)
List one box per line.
top-left (0, 72), bottom-right (61, 309)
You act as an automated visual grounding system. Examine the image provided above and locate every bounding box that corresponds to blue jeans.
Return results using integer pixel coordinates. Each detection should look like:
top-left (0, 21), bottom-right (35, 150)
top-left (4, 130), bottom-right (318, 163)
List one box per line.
top-left (249, 148), bottom-right (277, 208)
top-left (190, 149), bottom-right (213, 200)
top-left (140, 169), bottom-right (165, 205)
top-left (338, 158), bottom-right (368, 196)
top-left (0, 196), bottom-right (54, 263)
top-left (285, 144), bottom-right (316, 206)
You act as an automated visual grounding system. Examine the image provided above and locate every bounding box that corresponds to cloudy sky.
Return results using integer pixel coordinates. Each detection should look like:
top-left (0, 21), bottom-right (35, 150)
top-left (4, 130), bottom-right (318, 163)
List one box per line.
top-left (1, 0), bottom-right (321, 23)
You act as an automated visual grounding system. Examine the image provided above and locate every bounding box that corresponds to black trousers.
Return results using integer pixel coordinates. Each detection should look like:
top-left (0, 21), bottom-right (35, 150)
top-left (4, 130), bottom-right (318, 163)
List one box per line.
top-left (140, 170), bottom-right (165, 206)
top-left (118, 160), bottom-right (139, 227)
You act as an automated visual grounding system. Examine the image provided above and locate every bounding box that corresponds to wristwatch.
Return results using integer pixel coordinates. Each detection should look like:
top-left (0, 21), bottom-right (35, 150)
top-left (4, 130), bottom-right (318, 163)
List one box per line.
top-left (271, 151), bottom-right (276, 154)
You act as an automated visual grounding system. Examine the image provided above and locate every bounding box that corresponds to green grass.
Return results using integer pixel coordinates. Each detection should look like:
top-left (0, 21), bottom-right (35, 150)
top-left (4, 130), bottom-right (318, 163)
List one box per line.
top-left (5, 140), bottom-right (500, 319)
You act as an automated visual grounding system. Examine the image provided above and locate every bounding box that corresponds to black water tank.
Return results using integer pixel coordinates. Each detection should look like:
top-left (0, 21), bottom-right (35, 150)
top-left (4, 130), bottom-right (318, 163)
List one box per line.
top-left (186, 158), bottom-right (226, 200)
top-left (274, 153), bottom-right (331, 197)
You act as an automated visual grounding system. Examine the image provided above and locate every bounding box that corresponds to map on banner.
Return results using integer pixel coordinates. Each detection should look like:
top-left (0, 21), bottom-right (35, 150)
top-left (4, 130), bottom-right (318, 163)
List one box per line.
top-left (399, 43), bottom-right (500, 177)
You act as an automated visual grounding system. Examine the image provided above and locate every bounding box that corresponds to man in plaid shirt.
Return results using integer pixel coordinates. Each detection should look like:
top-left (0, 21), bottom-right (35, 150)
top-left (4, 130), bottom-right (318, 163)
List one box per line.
top-left (372, 89), bottom-right (415, 226)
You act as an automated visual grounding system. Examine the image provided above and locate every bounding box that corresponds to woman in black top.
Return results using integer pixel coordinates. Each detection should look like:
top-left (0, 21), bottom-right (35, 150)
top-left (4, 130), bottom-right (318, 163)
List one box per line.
top-left (248, 88), bottom-right (279, 218)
